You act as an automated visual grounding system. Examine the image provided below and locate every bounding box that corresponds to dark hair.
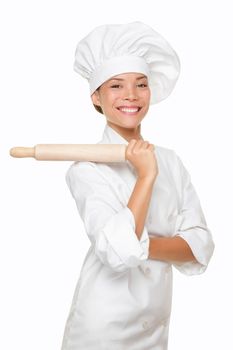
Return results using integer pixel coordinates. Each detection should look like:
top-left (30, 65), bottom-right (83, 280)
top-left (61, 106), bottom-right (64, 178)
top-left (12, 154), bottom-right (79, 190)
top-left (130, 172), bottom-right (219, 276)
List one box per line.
top-left (93, 87), bottom-right (103, 114)
top-left (93, 104), bottom-right (103, 114)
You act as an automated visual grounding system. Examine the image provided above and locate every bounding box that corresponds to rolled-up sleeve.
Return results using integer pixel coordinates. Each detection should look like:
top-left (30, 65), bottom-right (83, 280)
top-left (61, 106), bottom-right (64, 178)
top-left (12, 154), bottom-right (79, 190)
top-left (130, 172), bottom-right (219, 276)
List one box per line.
top-left (66, 161), bottom-right (150, 272)
top-left (173, 155), bottom-right (215, 275)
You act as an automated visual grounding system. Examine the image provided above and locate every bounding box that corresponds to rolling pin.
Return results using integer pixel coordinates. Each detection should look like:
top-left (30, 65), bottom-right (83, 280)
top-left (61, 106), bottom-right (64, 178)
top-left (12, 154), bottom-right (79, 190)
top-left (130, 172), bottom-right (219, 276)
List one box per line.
top-left (9, 144), bottom-right (127, 162)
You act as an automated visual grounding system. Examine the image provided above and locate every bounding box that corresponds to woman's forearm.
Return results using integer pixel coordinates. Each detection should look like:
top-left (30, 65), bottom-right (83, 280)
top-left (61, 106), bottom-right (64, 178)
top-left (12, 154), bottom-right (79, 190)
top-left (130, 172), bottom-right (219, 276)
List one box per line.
top-left (148, 236), bottom-right (197, 263)
top-left (127, 175), bottom-right (156, 240)
top-left (126, 173), bottom-right (196, 264)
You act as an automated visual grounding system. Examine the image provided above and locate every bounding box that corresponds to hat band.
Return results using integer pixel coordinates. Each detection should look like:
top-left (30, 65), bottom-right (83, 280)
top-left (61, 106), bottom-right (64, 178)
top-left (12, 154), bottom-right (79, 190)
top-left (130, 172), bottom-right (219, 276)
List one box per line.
top-left (89, 55), bottom-right (150, 94)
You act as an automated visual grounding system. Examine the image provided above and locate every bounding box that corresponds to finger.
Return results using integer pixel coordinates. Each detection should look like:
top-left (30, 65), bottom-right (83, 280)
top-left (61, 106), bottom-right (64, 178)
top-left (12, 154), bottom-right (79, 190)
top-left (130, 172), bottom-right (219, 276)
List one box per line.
top-left (127, 139), bottom-right (137, 149)
top-left (148, 144), bottom-right (155, 151)
top-left (133, 139), bottom-right (145, 151)
top-left (141, 140), bottom-right (150, 149)
top-left (126, 139), bottom-right (137, 156)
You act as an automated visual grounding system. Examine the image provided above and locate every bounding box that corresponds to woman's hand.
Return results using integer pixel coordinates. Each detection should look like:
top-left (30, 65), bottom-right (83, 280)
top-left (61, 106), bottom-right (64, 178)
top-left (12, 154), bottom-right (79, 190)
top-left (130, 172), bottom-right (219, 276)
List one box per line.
top-left (125, 139), bottom-right (158, 180)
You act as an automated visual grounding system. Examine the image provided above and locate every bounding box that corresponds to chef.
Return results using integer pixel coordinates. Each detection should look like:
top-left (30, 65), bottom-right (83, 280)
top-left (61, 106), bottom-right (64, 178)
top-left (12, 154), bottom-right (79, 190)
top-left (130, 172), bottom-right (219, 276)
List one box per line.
top-left (61, 21), bottom-right (215, 349)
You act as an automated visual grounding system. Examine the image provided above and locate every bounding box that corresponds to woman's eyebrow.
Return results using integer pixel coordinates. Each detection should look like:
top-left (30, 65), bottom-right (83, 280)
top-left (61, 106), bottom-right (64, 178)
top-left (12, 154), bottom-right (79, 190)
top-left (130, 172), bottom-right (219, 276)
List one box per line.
top-left (109, 75), bottom-right (147, 82)
top-left (136, 75), bottom-right (147, 80)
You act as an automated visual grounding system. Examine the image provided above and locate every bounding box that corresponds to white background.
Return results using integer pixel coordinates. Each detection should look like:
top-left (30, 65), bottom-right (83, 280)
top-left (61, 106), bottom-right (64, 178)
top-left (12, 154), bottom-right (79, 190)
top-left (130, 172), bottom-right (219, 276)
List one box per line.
top-left (0, 0), bottom-right (232, 349)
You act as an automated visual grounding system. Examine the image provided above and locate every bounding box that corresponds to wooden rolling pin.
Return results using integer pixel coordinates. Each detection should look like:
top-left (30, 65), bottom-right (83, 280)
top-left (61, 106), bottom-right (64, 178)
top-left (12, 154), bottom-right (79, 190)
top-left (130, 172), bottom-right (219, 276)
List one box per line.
top-left (9, 144), bottom-right (127, 162)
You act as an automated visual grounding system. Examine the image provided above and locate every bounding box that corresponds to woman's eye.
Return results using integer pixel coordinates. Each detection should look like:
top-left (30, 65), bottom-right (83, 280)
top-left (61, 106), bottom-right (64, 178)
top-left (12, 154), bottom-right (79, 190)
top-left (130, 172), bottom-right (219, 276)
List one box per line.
top-left (110, 83), bottom-right (148, 88)
top-left (110, 84), bottom-right (121, 88)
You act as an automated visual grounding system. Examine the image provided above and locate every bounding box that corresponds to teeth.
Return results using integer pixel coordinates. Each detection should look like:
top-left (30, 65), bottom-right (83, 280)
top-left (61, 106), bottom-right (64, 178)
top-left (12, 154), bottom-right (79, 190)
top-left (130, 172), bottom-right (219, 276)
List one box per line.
top-left (119, 108), bottom-right (139, 113)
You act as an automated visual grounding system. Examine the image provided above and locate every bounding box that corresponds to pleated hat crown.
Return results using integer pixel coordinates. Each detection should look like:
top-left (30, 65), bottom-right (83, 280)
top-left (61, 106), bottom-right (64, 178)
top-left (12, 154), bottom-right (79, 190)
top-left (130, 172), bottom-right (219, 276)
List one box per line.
top-left (73, 21), bottom-right (180, 104)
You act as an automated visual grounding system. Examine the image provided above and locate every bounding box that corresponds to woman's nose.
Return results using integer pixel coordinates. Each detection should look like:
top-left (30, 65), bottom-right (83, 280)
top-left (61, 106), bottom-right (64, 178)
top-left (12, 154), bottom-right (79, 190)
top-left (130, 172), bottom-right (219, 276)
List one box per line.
top-left (123, 87), bottom-right (138, 100)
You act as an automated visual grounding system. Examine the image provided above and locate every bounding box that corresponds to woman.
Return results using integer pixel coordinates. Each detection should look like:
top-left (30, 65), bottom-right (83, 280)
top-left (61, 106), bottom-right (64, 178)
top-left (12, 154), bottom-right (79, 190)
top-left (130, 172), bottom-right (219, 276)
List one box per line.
top-left (61, 22), bottom-right (214, 349)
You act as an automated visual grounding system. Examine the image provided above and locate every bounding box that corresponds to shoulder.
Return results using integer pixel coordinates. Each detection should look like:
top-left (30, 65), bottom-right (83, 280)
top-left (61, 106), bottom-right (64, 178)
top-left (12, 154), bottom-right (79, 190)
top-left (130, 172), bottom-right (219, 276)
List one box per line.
top-left (65, 160), bottom-right (115, 194)
top-left (67, 160), bottom-right (96, 172)
top-left (66, 160), bottom-right (101, 182)
top-left (155, 145), bottom-right (187, 183)
top-left (155, 144), bottom-right (179, 165)
top-left (155, 144), bottom-right (175, 156)
top-left (65, 161), bottom-right (108, 199)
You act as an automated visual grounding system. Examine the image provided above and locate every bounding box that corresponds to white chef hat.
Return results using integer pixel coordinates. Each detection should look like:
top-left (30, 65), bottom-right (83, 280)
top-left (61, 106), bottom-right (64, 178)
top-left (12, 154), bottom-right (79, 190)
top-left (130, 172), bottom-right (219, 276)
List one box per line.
top-left (73, 21), bottom-right (180, 104)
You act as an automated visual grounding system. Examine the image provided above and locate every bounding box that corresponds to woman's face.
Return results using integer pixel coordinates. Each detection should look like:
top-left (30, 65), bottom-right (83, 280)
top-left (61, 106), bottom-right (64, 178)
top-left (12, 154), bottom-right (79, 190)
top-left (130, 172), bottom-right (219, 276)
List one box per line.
top-left (91, 72), bottom-right (151, 130)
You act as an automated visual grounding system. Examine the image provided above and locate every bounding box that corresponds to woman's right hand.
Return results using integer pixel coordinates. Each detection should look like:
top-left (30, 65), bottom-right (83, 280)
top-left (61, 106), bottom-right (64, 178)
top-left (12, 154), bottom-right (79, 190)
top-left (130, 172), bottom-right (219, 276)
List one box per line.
top-left (125, 139), bottom-right (158, 180)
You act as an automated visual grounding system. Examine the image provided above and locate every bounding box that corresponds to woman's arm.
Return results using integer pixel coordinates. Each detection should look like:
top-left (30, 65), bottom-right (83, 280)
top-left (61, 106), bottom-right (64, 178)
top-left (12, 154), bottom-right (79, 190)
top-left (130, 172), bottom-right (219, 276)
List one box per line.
top-left (127, 175), bottom-right (156, 240)
top-left (127, 176), bottom-right (196, 263)
top-left (148, 236), bottom-right (197, 263)
top-left (125, 138), bottom-right (158, 241)
top-left (126, 140), bottom-right (197, 264)
top-left (126, 139), bottom-right (197, 264)
top-left (128, 179), bottom-right (197, 263)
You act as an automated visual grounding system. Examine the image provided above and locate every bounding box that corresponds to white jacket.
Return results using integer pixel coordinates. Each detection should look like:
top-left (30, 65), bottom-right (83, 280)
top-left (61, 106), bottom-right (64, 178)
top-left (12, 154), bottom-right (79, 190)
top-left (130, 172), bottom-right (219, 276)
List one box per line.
top-left (61, 124), bottom-right (214, 350)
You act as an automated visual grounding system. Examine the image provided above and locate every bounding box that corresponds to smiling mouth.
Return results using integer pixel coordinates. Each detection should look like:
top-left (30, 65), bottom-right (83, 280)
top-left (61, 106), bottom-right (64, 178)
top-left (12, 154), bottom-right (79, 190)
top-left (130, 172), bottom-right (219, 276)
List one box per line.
top-left (117, 107), bottom-right (142, 114)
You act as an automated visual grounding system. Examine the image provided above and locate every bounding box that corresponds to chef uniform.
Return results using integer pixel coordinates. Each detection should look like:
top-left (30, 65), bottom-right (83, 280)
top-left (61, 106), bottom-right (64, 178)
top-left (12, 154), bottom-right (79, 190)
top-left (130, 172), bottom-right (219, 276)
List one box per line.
top-left (61, 22), bottom-right (215, 349)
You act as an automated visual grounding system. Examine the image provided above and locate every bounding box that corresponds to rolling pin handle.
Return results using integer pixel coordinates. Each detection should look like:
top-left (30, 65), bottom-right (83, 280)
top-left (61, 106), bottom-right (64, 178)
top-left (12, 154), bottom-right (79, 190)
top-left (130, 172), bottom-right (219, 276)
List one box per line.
top-left (9, 147), bottom-right (35, 158)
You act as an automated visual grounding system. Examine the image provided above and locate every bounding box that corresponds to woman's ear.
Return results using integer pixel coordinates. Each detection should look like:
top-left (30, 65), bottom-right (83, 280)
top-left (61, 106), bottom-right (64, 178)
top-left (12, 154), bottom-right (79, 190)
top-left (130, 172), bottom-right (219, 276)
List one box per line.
top-left (91, 90), bottom-right (101, 106)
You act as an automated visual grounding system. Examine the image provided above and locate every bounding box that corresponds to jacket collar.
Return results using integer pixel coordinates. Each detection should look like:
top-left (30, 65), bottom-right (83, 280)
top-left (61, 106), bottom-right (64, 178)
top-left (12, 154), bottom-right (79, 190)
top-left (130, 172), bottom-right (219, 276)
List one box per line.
top-left (99, 124), bottom-right (129, 145)
top-left (99, 123), bottom-right (144, 145)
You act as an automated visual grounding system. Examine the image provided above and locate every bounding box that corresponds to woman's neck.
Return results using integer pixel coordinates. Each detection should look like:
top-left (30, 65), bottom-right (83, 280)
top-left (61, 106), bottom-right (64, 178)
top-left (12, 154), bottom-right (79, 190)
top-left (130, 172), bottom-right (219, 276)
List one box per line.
top-left (107, 122), bottom-right (143, 142)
